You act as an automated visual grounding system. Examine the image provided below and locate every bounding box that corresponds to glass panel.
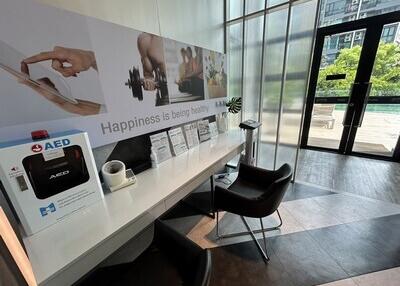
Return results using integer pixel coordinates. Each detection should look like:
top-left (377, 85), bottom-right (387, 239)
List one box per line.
top-left (226, 22), bottom-right (243, 128)
top-left (319, 0), bottom-right (400, 27)
top-left (242, 15), bottom-right (264, 121)
top-left (369, 23), bottom-right (400, 97)
top-left (228, 0), bottom-right (243, 20)
top-left (353, 25), bottom-right (400, 156)
top-left (276, 0), bottom-right (318, 168)
top-left (259, 7), bottom-right (289, 170)
top-left (308, 104), bottom-right (346, 149)
top-left (267, 0), bottom-right (287, 8)
top-left (316, 29), bottom-right (365, 98)
top-left (246, 0), bottom-right (265, 14)
top-left (353, 104), bottom-right (400, 156)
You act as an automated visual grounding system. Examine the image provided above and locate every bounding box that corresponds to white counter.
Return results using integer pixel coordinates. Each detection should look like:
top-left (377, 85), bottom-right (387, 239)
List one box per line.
top-left (23, 130), bottom-right (245, 286)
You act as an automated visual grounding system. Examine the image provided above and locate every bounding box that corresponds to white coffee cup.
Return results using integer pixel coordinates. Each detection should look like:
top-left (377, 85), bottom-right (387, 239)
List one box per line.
top-left (101, 160), bottom-right (126, 188)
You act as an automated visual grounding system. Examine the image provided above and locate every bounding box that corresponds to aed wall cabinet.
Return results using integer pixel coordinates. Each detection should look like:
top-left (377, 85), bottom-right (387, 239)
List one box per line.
top-left (0, 130), bottom-right (103, 235)
top-left (22, 145), bottom-right (90, 199)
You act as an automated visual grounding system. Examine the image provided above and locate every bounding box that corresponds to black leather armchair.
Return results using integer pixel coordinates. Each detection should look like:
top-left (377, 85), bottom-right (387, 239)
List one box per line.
top-left (80, 220), bottom-right (211, 286)
top-left (153, 220), bottom-right (212, 286)
top-left (214, 163), bottom-right (292, 262)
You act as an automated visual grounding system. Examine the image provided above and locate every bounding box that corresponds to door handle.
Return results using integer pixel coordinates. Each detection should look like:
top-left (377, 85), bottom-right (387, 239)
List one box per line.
top-left (342, 82), bottom-right (371, 127)
top-left (342, 84), bottom-right (356, 127)
top-left (354, 82), bottom-right (371, 127)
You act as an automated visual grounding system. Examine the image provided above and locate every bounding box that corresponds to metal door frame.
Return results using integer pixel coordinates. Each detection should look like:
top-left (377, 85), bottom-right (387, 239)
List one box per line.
top-left (301, 11), bottom-right (400, 162)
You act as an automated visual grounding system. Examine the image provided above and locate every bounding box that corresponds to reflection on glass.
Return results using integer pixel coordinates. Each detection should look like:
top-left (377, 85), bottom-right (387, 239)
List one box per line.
top-left (259, 8), bottom-right (288, 170)
top-left (318, 0), bottom-right (400, 27)
top-left (369, 23), bottom-right (400, 97)
top-left (316, 29), bottom-right (365, 98)
top-left (353, 104), bottom-right (400, 156)
top-left (227, 23), bottom-right (243, 128)
top-left (308, 104), bottom-right (346, 149)
top-left (228, 0), bottom-right (243, 20)
top-left (243, 15), bottom-right (264, 121)
top-left (352, 23), bottom-right (400, 156)
top-left (246, 0), bottom-right (265, 14)
top-left (267, 0), bottom-right (287, 8)
top-left (276, 0), bottom-right (318, 168)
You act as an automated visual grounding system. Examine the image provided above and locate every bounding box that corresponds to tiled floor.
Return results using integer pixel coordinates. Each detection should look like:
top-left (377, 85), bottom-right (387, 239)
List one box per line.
top-left (257, 143), bottom-right (400, 204)
top-left (318, 267), bottom-right (400, 286)
top-left (164, 185), bottom-right (400, 249)
top-left (206, 213), bottom-right (400, 286)
top-left (163, 182), bottom-right (400, 286)
top-left (308, 219), bottom-right (400, 276)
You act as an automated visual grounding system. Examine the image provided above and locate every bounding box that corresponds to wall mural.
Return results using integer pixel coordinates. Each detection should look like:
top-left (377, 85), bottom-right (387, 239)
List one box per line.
top-left (0, 0), bottom-right (227, 147)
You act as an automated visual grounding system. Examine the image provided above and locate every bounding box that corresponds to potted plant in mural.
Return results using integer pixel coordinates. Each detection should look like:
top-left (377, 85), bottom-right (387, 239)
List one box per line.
top-left (205, 51), bottom-right (227, 98)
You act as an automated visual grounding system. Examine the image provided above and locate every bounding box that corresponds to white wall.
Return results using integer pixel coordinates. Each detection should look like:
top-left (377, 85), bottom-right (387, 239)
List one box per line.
top-left (38, 0), bottom-right (224, 52)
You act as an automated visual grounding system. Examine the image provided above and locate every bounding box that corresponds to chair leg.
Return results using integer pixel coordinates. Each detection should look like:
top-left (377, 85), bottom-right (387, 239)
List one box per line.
top-left (216, 210), bottom-right (220, 238)
top-left (215, 209), bottom-right (283, 239)
top-left (241, 216), bottom-right (270, 263)
top-left (259, 218), bottom-right (270, 261)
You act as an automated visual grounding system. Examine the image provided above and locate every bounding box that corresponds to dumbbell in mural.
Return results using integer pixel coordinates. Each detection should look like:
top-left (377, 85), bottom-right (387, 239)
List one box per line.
top-left (125, 67), bottom-right (169, 106)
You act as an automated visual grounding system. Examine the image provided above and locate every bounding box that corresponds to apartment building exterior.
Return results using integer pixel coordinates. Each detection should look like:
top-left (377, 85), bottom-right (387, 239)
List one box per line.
top-left (320, 0), bottom-right (400, 64)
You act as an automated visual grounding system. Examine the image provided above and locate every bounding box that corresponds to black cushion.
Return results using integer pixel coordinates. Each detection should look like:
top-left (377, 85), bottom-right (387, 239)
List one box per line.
top-left (229, 179), bottom-right (265, 199)
top-left (214, 163), bottom-right (292, 218)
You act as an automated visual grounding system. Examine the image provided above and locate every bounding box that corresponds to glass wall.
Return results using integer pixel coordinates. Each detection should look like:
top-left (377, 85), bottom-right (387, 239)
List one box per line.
top-left (276, 0), bottom-right (318, 168)
top-left (225, 0), bottom-right (318, 173)
top-left (260, 7), bottom-right (289, 169)
top-left (242, 15), bottom-right (264, 121)
top-left (246, 0), bottom-right (265, 14)
top-left (228, 0), bottom-right (244, 20)
top-left (226, 22), bottom-right (243, 127)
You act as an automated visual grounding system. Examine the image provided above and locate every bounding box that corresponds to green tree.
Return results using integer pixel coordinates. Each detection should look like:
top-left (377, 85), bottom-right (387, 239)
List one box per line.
top-left (317, 42), bottom-right (400, 97)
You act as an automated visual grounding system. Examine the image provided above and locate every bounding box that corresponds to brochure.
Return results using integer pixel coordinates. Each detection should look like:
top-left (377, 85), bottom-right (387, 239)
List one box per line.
top-left (209, 122), bottom-right (219, 138)
top-left (168, 127), bottom-right (188, 156)
top-left (184, 123), bottom-right (200, 148)
top-left (149, 131), bottom-right (172, 164)
top-left (197, 120), bottom-right (211, 142)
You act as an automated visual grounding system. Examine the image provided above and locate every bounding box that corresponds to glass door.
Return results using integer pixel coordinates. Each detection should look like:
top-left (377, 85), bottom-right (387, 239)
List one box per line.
top-left (352, 23), bottom-right (400, 157)
top-left (301, 11), bottom-right (400, 162)
top-left (307, 29), bottom-right (366, 150)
